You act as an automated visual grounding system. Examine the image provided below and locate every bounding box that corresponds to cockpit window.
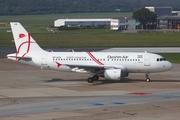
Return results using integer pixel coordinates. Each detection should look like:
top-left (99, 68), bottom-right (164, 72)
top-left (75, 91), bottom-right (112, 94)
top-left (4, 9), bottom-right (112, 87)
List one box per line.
top-left (162, 58), bottom-right (166, 61)
top-left (157, 58), bottom-right (166, 62)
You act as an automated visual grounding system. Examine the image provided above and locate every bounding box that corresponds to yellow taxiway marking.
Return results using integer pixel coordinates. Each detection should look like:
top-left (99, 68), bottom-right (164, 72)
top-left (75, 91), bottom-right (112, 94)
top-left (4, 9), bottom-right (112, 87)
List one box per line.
top-left (0, 94), bottom-right (14, 107)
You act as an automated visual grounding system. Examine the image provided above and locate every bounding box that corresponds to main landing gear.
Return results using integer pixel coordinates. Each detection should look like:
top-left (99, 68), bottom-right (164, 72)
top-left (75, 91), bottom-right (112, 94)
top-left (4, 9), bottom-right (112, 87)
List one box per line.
top-left (145, 73), bottom-right (150, 82)
top-left (87, 75), bottom-right (99, 83)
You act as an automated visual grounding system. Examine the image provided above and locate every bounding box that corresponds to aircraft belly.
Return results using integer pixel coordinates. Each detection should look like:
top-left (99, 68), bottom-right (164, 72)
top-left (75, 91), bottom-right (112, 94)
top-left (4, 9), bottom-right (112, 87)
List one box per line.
top-left (126, 64), bottom-right (156, 73)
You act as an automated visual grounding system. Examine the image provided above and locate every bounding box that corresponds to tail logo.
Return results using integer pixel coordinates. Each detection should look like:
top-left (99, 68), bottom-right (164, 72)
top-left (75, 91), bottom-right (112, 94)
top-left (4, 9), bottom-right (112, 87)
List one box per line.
top-left (19, 34), bottom-right (26, 39)
top-left (16, 34), bottom-right (34, 61)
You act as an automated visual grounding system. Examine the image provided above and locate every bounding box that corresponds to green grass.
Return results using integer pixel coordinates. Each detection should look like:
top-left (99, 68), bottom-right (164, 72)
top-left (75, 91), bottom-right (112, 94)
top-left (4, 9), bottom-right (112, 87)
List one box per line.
top-left (1, 12), bottom-right (179, 48)
top-left (1, 29), bottom-right (180, 48)
top-left (0, 13), bottom-right (180, 63)
top-left (0, 12), bottom-right (133, 26)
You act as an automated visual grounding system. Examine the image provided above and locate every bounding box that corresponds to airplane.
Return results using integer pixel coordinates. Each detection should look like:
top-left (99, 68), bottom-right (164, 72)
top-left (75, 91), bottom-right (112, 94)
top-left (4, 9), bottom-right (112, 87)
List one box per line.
top-left (7, 22), bottom-right (173, 83)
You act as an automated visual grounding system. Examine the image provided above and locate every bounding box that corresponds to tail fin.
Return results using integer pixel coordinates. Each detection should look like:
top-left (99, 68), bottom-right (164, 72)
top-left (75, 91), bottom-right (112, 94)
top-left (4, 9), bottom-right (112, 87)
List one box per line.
top-left (10, 22), bottom-right (43, 53)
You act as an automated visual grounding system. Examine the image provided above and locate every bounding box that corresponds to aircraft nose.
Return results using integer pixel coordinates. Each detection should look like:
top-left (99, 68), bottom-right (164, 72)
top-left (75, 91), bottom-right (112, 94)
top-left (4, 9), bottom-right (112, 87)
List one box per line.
top-left (166, 61), bottom-right (173, 70)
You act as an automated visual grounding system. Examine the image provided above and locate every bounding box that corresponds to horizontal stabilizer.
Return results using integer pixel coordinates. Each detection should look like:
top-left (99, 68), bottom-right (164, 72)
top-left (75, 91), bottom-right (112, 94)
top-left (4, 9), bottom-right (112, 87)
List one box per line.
top-left (7, 53), bottom-right (32, 61)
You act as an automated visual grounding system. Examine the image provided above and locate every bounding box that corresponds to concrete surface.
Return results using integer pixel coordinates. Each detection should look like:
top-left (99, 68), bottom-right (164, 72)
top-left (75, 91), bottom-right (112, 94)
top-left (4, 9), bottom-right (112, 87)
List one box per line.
top-left (0, 59), bottom-right (180, 120)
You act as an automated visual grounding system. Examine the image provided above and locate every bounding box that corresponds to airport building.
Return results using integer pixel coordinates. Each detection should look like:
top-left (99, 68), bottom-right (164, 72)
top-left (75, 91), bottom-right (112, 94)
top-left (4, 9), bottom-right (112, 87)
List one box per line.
top-left (145, 6), bottom-right (172, 17)
top-left (54, 18), bottom-right (136, 30)
top-left (54, 19), bottom-right (111, 28)
top-left (110, 19), bottom-right (136, 30)
top-left (157, 16), bottom-right (180, 29)
top-left (145, 6), bottom-right (180, 29)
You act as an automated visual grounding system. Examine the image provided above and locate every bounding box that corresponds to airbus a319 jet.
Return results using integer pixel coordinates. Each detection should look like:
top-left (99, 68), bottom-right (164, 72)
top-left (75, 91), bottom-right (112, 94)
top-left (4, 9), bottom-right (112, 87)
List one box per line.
top-left (7, 22), bottom-right (173, 83)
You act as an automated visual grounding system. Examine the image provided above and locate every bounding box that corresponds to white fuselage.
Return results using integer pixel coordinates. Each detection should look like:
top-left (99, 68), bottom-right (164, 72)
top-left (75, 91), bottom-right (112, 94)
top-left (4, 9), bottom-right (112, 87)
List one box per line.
top-left (10, 51), bottom-right (172, 74)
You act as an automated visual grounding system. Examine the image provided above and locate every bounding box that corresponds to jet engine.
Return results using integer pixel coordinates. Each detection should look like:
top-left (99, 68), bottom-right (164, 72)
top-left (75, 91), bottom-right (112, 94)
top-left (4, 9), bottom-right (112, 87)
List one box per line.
top-left (104, 69), bottom-right (122, 80)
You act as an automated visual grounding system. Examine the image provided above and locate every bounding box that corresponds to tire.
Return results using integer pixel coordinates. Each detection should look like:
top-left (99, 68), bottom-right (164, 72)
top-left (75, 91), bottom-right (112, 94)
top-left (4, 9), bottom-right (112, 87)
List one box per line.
top-left (146, 78), bottom-right (150, 82)
top-left (87, 78), bottom-right (93, 83)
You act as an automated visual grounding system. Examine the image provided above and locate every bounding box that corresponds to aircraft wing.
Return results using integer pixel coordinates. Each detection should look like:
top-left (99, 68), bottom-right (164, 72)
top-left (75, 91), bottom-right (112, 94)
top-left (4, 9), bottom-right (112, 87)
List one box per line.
top-left (66, 64), bottom-right (127, 73)
top-left (66, 64), bottom-right (104, 72)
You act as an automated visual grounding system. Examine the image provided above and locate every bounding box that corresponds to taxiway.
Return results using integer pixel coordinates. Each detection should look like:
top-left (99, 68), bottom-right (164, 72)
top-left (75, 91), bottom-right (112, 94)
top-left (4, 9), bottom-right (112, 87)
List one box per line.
top-left (0, 58), bottom-right (180, 120)
top-left (0, 46), bottom-right (180, 120)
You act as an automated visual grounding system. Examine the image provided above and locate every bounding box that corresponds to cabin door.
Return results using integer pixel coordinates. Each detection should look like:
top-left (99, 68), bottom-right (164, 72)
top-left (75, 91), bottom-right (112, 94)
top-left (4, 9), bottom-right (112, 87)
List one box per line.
top-left (144, 54), bottom-right (150, 66)
top-left (41, 54), bottom-right (47, 65)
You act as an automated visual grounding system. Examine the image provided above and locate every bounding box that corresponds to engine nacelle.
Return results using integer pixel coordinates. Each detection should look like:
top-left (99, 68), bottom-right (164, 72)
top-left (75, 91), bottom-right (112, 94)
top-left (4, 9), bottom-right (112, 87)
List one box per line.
top-left (104, 69), bottom-right (121, 80)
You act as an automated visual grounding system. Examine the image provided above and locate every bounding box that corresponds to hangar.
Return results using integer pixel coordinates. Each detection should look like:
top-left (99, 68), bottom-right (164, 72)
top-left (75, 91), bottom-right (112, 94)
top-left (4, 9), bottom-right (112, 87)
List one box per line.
top-left (145, 6), bottom-right (172, 17)
top-left (54, 18), bottom-right (136, 30)
top-left (54, 19), bottom-right (112, 28)
top-left (145, 6), bottom-right (180, 29)
top-left (157, 16), bottom-right (180, 29)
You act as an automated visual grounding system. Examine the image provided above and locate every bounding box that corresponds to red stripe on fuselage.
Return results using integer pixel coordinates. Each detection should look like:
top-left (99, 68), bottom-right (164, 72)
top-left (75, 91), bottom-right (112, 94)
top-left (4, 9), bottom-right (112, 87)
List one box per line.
top-left (87, 52), bottom-right (104, 66)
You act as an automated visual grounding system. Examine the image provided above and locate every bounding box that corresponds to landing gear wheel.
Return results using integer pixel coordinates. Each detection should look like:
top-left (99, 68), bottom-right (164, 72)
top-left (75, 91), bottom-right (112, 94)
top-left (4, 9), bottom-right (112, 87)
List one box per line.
top-left (146, 78), bottom-right (150, 82)
top-left (87, 77), bottom-right (94, 83)
top-left (92, 75), bottom-right (99, 81)
top-left (145, 73), bottom-right (150, 82)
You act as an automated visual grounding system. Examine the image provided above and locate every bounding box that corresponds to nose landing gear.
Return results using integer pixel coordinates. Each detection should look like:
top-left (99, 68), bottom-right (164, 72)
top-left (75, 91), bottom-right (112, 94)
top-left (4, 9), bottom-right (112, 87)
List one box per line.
top-left (145, 73), bottom-right (150, 82)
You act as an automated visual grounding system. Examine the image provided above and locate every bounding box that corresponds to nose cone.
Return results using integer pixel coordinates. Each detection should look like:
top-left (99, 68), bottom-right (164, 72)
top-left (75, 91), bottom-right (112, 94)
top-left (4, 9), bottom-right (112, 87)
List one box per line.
top-left (166, 61), bottom-right (173, 71)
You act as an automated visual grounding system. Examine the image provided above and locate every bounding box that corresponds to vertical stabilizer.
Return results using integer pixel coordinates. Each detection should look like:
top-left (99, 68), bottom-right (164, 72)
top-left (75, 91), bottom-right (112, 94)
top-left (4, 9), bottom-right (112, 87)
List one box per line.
top-left (10, 22), bottom-right (43, 53)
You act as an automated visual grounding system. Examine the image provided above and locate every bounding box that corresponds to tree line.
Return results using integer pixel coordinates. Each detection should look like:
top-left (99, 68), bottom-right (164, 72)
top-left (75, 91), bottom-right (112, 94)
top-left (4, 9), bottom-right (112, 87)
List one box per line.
top-left (0, 0), bottom-right (180, 15)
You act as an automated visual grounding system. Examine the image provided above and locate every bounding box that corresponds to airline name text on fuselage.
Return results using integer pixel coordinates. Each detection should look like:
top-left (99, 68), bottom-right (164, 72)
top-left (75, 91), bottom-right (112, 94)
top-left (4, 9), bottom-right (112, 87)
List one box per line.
top-left (107, 55), bottom-right (128, 59)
